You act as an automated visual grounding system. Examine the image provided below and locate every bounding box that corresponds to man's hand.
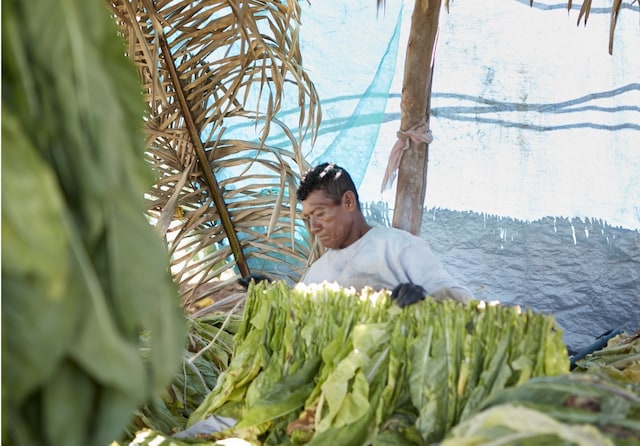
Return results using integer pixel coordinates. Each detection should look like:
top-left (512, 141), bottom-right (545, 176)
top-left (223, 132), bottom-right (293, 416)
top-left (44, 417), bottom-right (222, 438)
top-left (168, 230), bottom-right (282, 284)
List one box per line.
top-left (391, 283), bottom-right (426, 308)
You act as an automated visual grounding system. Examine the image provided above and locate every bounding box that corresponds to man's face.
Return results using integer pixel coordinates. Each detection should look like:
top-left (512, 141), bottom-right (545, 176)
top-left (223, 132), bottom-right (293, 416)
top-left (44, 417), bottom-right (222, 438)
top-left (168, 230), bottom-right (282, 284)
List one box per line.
top-left (301, 189), bottom-right (353, 250)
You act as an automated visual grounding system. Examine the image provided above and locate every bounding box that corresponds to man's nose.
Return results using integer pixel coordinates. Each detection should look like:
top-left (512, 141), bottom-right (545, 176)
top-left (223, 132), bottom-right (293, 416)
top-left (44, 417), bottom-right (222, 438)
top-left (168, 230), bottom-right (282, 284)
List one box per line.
top-left (309, 217), bottom-right (321, 233)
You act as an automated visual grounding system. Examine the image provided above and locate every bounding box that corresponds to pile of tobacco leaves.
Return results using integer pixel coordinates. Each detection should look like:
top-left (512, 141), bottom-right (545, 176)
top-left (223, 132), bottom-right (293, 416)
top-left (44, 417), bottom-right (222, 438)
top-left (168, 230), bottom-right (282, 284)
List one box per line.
top-left (119, 282), bottom-right (639, 445)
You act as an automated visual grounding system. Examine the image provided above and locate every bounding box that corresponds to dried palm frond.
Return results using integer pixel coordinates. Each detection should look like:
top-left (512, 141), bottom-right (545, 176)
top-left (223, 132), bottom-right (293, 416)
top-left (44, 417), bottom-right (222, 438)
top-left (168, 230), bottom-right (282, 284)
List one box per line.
top-left (534, 0), bottom-right (631, 54)
top-left (106, 0), bottom-right (322, 310)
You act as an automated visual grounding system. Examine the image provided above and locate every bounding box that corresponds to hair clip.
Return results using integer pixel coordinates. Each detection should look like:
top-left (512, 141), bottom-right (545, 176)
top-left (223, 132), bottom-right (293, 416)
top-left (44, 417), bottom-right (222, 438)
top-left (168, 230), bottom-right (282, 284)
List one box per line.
top-left (319, 162), bottom-right (336, 179)
top-left (300, 167), bottom-right (314, 183)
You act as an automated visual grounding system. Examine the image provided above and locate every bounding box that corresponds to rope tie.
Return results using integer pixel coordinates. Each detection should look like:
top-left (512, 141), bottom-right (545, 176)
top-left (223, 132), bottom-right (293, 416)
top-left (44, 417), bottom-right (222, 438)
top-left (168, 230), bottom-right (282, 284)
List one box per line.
top-left (380, 122), bottom-right (433, 192)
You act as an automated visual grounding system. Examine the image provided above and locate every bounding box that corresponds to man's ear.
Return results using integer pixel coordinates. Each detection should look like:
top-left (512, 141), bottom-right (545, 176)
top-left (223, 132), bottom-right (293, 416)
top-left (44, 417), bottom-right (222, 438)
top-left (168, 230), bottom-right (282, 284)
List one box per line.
top-left (342, 191), bottom-right (358, 211)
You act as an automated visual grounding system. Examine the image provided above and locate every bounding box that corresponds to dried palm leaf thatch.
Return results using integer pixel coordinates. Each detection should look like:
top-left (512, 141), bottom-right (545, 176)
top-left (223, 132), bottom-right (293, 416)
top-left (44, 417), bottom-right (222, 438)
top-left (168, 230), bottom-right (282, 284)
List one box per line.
top-left (106, 0), bottom-right (323, 310)
top-left (533, 0), bottom-right (630, 54)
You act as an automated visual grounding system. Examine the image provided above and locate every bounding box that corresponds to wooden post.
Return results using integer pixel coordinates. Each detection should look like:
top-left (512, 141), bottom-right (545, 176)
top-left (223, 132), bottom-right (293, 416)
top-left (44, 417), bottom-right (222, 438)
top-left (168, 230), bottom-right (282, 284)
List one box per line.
top-left (392, 0), bottom-right (441, 235)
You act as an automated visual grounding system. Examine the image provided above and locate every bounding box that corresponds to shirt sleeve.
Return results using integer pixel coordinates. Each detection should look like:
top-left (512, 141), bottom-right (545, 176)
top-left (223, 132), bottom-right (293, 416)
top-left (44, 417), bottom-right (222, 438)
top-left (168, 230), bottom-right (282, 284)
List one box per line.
top-left (385, 228), bottom-right (472, 299)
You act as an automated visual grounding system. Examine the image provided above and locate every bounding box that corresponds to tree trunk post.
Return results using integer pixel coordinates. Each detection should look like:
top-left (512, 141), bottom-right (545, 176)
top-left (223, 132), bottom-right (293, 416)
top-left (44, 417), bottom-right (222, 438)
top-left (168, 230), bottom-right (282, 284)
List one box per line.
top-left (392, 0), bottom-right (441, 235)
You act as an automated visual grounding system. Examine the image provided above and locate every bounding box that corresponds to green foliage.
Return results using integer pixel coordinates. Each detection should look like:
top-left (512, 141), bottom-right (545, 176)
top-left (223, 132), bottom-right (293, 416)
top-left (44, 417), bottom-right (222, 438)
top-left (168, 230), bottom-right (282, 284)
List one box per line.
top-left (444, 373), bottom-right (640, 445)
top-left (118, 284), bottom-right (639, 446)
top-left (177, 282), bottom-right (568, 445)
top-left (127, 314), bottom-right (243, 438)
top-left (2, 0), bottom-right (187, 444)
top-left (573, 331), bottom-right (640, 388)
top-left (441, 403), bottom-right (616, 446)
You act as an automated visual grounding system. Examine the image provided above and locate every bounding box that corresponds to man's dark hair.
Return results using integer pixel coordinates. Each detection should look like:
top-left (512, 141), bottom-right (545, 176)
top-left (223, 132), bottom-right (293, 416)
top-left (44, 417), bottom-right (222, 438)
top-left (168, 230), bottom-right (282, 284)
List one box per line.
top-left (296, 162), bottom-right (360, 209)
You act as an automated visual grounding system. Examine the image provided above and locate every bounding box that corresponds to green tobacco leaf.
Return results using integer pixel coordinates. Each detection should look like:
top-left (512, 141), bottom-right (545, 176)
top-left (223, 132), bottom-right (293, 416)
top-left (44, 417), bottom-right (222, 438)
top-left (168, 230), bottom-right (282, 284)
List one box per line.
top-left (42, 360), bottom-right (96, 446)
top-left (316, 323), bottom-right (389, 433)
top-left (92, 387), bottom-right (146, 446)
top-left (543, 318), bottom-right (570, 374)
top-left (237, 357), bottom-right (322, 427)
top-left (188, 340), bottom-right (269, 424)
top-left (306, 393), bottom-right (376, 446)
top-left (3, 0), bottom-right (186, 444)
top-left (352, 323), bottom-right (389, 355)
top-left (108, 198), bottom-right (186, 392)
top-left (184, 285), bottom-right (572, 445)
top-left (334, 370), bottom-right (371, 427)
top-left (374, 316), bottom-right (411, 426)
top-left (0, 111), bottom-right (70, 304)
top-left (478, 334), bottom-right (512, 396)
top-left (483, 373), bottom-right (640, 412)
top-left (441, 404), bottom-right (613, 445)
top-left (318, 350), bottom-right (371, 432)
top-left (408, 323), bottom-right (435, 404)
top-left (372, 430), bottom-right (422, 446)
top-left (68, 268), bottom-right (146, 400)
top-left (1, 111), bottom-right (82, 404)
top-left (409, 322), bottom-right (438, 437)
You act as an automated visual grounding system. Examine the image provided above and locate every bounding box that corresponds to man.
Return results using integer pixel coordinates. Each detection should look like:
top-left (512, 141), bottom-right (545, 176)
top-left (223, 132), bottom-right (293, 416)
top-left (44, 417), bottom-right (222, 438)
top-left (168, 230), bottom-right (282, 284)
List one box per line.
top-left (296, 162), bottom-right (473, 306)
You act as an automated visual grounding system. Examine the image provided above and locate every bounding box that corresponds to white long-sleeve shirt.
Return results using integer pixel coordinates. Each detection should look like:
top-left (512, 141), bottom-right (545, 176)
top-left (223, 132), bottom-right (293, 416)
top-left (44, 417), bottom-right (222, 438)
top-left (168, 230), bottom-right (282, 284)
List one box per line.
top-left (302, 225), bottom-right (472, 301)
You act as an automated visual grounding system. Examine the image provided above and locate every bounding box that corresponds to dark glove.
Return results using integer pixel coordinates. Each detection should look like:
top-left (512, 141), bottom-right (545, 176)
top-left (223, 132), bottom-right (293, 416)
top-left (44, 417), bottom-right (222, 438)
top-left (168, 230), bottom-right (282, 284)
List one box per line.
top-left (390, 283), bottom-right (427, 308)
top-left (237, 273), bottom-right (272, 290)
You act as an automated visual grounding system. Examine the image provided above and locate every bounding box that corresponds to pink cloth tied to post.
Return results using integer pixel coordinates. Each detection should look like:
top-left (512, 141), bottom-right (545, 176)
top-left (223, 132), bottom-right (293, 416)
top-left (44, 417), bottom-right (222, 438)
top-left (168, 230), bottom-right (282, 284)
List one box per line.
top-left (380, 123), bottom-right (433, 192)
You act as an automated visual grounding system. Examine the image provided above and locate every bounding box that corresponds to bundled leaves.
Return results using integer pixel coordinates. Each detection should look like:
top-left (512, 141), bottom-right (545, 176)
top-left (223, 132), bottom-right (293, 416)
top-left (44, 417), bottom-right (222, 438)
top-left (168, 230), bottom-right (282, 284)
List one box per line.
top-left (440, 403), bottom-right (616, 446)
top-left (2, 0), bottom-right (186, 444)
top-left (573, 330), bottom-right (640, 389)
top-left (443, 373), bottom-right (640, 445)
top-left (171, 281), bottom-right (569, 445)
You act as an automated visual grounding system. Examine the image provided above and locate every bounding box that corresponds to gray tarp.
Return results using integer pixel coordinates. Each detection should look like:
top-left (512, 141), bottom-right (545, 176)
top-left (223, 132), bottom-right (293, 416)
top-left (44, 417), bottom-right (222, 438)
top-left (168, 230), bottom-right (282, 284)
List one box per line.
top-left (363, 204), bottom-right (639, 352)
top-left (418, 208), bottom-right (639, 352)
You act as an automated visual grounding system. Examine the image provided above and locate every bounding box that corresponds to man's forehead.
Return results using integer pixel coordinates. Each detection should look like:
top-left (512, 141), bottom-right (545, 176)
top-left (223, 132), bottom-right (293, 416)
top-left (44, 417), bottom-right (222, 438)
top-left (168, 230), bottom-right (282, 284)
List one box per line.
top-left (302, 190), bottom-right (339, 210)
top-left (304, 189), bottom-right (332, 202)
